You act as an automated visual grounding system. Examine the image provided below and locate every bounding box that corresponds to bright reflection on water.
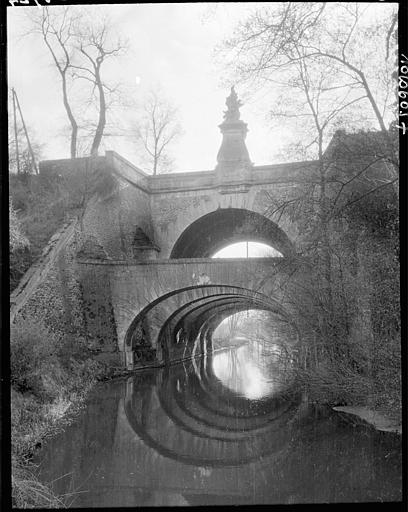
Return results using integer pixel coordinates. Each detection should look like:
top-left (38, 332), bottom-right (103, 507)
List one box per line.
top-left (33, 343), bottom-right (402, 507)
top-left (212, 345), bottom-right (278, 399)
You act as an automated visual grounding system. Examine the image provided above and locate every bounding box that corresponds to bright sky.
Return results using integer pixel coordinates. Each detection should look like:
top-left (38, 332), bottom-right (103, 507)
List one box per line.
top-left (7, 2), bottom-right (292, 172)
top-left (213, 241), bottom-right (283, 258)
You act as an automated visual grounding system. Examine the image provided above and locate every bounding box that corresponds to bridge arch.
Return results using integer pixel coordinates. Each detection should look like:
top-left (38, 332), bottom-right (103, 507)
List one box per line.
top-left (170, 208), bottom-right (295, 259)
top-left (124, 284), bottom-right (300, 366)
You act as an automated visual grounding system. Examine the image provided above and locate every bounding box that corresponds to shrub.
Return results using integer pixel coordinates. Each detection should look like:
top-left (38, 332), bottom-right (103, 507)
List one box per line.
top-left (11, 390), bottom-right (47, 458)
top-left (12, 458), bottom-right (65, 509)
top-left (293, 355), bottom-right (374, 406)
top-left (10, 199), bottom-right (29, 252)
top-left (10, 319), bottom-right (61, 400)
top-left (9, 173), bottom-right (69, 291)
top-left (10, 246), bottom-right (32, 292)
top-left (57, 357), bottom-right (104, 398)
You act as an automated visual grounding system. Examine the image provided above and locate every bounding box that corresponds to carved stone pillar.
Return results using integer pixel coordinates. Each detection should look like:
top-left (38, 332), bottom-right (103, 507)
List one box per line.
top-left (215, 86), bottom-right (253, 193)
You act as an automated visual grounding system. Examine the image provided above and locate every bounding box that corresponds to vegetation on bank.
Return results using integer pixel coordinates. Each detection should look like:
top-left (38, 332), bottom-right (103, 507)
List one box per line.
top-left (10, 318), bottom-right (107, 508)
top-left (9, 167), bottom-right (118, 292)
top-left (9, 173), bottom-right (69, 292)
top-left (291, 187), bottom-right (400, 423)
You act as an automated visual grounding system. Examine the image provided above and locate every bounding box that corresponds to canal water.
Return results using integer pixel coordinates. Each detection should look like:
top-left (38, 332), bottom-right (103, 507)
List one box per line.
top-left (34, 343), bottom-right (402, 506)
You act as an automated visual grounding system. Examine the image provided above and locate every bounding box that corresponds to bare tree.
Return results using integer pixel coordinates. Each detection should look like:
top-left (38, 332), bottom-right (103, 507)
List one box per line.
top-left (222, 2), bottom-right (398, 173)
top-left (71, 17), bottom-right (127, 156)
top-left (26, 7), bottom-right (127, 158)
top-left (27, 7), bottom-right (80, 158)
top-left (226, 311), bottom-right (242, 340)
top-left (228, 16), bottom-right (366, 311)
top-left (221, 1), bottom-right (399, 249)
top-left (220, 2), bottom-right (399, 371)
top-left (135, 89), bottom-right (182, 175)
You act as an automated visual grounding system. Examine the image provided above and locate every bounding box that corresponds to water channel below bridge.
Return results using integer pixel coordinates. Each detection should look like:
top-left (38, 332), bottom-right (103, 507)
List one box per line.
top-left (34, 340), bottom-right (402, 506)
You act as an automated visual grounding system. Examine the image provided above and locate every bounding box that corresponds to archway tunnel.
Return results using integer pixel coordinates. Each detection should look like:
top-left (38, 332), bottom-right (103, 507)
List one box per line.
top-left (170, 208), bottom-right (295, 259)
top-left (124, 284), bottom-right (300, 368)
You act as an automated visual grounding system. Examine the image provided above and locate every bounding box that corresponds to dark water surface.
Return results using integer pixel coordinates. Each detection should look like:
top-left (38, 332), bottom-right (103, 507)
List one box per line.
top-left (35, 346), bottom-right (402, 506)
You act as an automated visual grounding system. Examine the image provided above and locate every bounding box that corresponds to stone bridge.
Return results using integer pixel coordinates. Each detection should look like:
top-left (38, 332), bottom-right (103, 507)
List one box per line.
top-left (29, 88), bottom-right (320, 369)
top-left (77, 257), bottom-right (311, 368)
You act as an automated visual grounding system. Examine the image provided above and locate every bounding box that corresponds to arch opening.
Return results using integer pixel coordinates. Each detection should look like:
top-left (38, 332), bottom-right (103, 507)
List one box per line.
top-left (170, 208), bottom-right (294, 259)
top-left (124, 284), bottom-right (300, 369)
top-left (212, 241), bottom-right (283, 258)
top-left (210, 309), bottom-right (299, 400)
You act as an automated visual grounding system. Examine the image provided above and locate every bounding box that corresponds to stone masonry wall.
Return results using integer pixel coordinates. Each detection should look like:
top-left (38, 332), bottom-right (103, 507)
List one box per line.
top-left (12, 223), bottom-right (122, 365)
top-left (150, 183), bottom-right (303, 258)
top-left (13, 225), bottom-right (87, 345)
top-left (81, 182), bottom-right (153, 260)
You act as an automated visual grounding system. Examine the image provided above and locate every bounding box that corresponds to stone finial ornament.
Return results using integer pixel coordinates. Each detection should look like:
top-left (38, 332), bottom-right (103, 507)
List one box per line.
top-left (216, 87), bottom-right (252, 177)
top-left (223, 86), bottom-right (243, 122)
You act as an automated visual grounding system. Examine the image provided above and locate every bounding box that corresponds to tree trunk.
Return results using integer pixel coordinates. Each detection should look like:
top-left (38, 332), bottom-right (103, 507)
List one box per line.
top-left (91, 67), bottom-right (106, 157)
top-left (153, 139), bottom-right (158, 175)
top-left (317, 136), bottom-right (334, 316)
top-left (62, 74), bottom-right (78, 159)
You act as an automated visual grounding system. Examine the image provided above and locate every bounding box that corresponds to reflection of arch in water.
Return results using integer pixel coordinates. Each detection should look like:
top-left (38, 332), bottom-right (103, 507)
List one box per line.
top-left (170, 208), bottom-right (295, 258)
top-left (187, 350), bottom-right (297, 419)
top-left (124, 358), bottom-right (301, 468)
top-left (160, 358), bottom-right (298, 436)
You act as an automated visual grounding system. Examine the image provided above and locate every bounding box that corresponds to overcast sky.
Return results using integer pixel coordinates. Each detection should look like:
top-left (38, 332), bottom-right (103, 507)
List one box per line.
top-left (8, 2), bottom-right (292, 172)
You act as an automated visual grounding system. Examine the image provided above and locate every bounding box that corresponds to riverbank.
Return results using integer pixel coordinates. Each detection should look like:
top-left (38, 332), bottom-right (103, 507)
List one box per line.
top-left (11, 348), bottom-right (215, 506)
top-left (11, 368), bottom-right (104, 508)
top-left (10, 316), bottom-right (113, 508)
top-left (10, 345), bottom-right (160, 506)
top-left (332, 406), bottom-right (402, 434)
top-left (12, 386), bottom-right (94, 508)
top-left (291, 345), bottom-right (402, 436)
top-left (11, 366), bottom-right (139, 507)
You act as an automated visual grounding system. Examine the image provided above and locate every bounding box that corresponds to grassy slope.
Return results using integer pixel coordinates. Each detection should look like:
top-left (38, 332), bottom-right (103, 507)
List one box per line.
top-left (9, 173), bottom-right (68, 292)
